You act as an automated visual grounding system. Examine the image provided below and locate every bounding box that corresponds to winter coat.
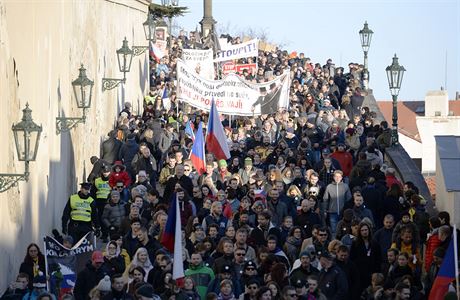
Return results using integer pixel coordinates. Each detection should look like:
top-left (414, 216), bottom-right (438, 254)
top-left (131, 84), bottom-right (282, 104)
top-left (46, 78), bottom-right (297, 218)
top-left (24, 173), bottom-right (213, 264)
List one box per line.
top-left (74, 262), bottom-right (109, 300)
top-left (330, 150), bottom-right (353, 177)
top-left (372, 227), bottom-right (394, 262)
top-left (425, 231), bottom-right (441, 272)
top-left (101, 137), bottom-right (122, 165)
top-left (350, 239), bottom-right (381, 295)
top-left (318, 264), bottom-right (349, 300)
top-left (266, 199), bottom-right (288, 226)
top-left (323, 182), bottom-right (351, 214)
top-left (102, 202), bottom-right (126, 229)
top-left (352, 205), bottom-right (374, 224)
top-left (119, 139), bottom-right (139, 172)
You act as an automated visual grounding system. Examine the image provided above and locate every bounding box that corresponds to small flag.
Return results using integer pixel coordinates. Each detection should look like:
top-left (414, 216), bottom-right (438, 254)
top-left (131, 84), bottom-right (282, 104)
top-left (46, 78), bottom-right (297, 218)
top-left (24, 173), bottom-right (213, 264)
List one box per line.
top-left (162, 87), bottom-right (171, 110)
top-left (185, 121), bottom-right (195, 142)
top-left (149, 40), bottom-right (164, 63)
top-left (206, 99), bottom-right (231, 160)
top-left (429, 230), bottom-right (458, 300)
top-left (190, 122), bottom-right (206, 174)
top-left (161, 194), bottom-right (185, 283)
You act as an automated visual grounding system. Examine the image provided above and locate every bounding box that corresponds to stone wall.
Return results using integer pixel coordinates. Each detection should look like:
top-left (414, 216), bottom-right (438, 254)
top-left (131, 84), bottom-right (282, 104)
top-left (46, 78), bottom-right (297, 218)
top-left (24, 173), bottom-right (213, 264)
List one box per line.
top-left (0, 0), bottom-right (150, 290)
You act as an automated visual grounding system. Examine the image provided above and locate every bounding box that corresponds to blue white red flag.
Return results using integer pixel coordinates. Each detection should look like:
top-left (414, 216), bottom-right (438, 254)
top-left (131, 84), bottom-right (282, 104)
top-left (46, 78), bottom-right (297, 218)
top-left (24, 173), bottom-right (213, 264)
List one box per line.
top-left (160, 194), bottom-right (185, 282)
top-left (185, 121), bottom-right (195, 142)
top-left (429, 228), bottom-right (458, 300)
top-left (206, 99), bottom-right (230, 160)
top-left (190, 122), bottom-right (206, 174)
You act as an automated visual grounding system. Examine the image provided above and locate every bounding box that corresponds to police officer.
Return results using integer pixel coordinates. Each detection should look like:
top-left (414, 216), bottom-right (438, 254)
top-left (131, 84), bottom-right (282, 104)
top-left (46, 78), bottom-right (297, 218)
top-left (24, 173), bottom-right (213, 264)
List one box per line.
top-left (62, 182), bottom-right (100, 242)
top-left (93, 166), bottom-right (112, 241)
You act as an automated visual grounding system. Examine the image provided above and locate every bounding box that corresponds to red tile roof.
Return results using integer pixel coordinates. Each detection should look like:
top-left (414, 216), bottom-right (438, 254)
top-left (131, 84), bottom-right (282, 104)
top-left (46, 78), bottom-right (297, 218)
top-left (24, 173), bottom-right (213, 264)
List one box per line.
top-left (376, 100), bottom-right (460, 143)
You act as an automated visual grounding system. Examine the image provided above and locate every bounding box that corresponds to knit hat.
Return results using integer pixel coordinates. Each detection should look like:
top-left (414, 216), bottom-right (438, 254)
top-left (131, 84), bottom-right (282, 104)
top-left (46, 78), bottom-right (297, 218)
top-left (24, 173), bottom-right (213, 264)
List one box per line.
top-left (299, 251), bottom-right (311, 259)
top-left (33, 271), bottom-right (47, 288)
top-left (92, 251), bottom-right (104, 263)
top-left (138, 170), bottom-right (147, 177)
top-left (244, 157), bottom-right (253, 166)
top-left (218, 159), bottom-right (228, 168)
top-left (97, 275), bottom-right (111, 292)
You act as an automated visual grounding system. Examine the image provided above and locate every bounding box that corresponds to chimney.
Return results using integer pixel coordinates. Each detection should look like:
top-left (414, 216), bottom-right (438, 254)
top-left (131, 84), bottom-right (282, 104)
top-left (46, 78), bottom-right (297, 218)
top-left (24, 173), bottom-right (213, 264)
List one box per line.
top-left (456, 91), bottom-right (459, 100)
top-left (425, 90), bottom-right (449, 117)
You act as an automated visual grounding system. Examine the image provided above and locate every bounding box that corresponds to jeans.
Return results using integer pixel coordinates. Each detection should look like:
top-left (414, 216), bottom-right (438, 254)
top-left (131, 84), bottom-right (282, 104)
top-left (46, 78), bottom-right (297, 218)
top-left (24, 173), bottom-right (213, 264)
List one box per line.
top-left (328, 213), bottom-right (339, 236)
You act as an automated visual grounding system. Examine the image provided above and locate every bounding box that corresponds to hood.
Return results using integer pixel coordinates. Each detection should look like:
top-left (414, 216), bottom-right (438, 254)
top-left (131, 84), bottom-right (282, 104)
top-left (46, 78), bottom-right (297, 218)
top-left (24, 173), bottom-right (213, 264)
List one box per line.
top-left (112, 161), bottom-right (126, 171)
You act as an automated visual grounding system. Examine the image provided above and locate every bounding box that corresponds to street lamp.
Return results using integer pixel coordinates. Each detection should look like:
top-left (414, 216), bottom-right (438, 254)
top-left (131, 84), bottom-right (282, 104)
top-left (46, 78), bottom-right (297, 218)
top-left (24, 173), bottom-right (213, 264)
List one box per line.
top-left (56, 64), bottom-right (94, 134)
top-left (0, 103), bottom-right (42, 192)
top-left (143, 13), bottom-right (157, 42)
top-left (102, 37), bottom-right (134, 91)
top-left (359, 21), bottom-right (373, 90)
top-left (386, 54), bottom-right (406, 146)
top-left (132, 13), bottom-right (157, 57)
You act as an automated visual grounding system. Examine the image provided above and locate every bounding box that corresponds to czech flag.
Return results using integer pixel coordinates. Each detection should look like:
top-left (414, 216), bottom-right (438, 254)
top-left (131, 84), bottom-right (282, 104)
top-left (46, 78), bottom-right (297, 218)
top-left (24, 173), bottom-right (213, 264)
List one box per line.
top-left (429, 229), bottom-right (458, 300)
top-left (149, 40), bottom-right (164, 63)
top-left (206, 99), bottom-right (230, 160)
top-left (185, 120), bottom-right (195, 142)
top-left (190, 122), bottom-right (206, 174)
top-left (161, 194), bottom-right (185, 283)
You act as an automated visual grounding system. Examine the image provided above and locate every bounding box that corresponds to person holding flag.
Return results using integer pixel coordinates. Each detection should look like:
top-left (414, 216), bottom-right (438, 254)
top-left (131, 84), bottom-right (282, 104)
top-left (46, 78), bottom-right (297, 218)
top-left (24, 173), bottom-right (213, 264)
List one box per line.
top-left (190, 122), bottom-right (206, 175)
top-left (161, 193), bottom-right (185, 287)
top-left (206, 99), bottom-right (231, 161)
top-left (429, 225), bottom-right (459, 300)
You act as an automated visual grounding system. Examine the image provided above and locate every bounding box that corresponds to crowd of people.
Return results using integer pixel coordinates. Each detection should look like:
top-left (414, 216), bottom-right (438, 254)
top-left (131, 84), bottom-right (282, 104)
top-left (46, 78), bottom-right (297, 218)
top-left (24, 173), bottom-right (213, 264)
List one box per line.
top-left (2, 30), bottom-right (456, 300)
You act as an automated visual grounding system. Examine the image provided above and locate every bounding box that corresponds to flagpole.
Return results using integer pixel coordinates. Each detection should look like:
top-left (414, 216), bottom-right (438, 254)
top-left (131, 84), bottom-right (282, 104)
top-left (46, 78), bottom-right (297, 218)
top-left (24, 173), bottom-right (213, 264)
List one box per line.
top-left (454, 224), bottom-right (459, 299)
top-left (43, 238), bottom-right (50, 292)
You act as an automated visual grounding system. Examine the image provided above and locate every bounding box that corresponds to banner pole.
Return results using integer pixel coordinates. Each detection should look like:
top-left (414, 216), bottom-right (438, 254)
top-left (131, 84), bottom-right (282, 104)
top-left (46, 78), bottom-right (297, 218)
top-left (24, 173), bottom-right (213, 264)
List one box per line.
top-left (43, 238), bottom-right (50, 292)
top-left (454, 224), bottom-right (459, 299)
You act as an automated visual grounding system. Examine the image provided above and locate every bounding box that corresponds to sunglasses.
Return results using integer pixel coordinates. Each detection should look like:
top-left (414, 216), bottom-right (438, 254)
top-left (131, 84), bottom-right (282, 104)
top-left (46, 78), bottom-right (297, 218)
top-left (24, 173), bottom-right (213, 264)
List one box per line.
top-left (246, 267), bottom-right (255, 271)
top-left (248, 286), bottom-right (258, 290)
top-left (318, 233), bottom-right (328, 236)
top-left (236, 253), bottom-right (245, 256)
top-left (287, 294), bottom-right (298, 298)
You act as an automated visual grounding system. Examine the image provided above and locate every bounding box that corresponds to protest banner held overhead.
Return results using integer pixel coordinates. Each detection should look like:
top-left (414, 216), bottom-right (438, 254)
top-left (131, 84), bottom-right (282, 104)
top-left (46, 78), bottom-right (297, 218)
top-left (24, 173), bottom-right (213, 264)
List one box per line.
top-left (44, 232), bottom-right (96, 298)
top-left (222, 62), bottom-right (257, 75)
top-left (214, 38), bottom-right (259, 62)
top-left (176, 59), bottom-right (290, 116)
top-left (181, 48), bottom-right (215, 80)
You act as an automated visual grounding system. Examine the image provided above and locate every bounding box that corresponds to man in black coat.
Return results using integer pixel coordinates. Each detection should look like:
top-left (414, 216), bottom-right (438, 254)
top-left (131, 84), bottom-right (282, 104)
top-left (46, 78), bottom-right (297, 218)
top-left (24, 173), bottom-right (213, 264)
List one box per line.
top-left (335, 245), bottom-right (360, 300)
top-left (101, 130), bottom-right (122, 165)
top-left (249, 211), bottom-right (281, 248)
top-left (87, 156), bottom-right (110, 184)
top-left (318, 251), bottom-right (348, 300)
top-left (74, 251), bottom-right (109, 300)
top-left (163, 164), bottom-right (193, 202)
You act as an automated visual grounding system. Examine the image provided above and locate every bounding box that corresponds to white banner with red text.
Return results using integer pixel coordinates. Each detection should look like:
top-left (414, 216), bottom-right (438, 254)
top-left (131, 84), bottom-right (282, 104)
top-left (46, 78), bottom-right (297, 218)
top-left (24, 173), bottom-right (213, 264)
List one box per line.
top-left (176, 59), bottom-right (290, 116)
top-left (181, 48), bottom-right (215, 80)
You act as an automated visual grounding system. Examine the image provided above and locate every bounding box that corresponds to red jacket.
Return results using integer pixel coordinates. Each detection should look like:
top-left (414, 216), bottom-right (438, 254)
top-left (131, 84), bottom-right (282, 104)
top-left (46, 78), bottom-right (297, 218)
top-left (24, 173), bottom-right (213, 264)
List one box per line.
top-left (109, 171), bottom-right (131, 188)
top-left (386, 175), bottom-right (402, 189)
top-left (330, 150), bottom-right (354, 176)
top-left (424, 232), bottom-right (441, 272)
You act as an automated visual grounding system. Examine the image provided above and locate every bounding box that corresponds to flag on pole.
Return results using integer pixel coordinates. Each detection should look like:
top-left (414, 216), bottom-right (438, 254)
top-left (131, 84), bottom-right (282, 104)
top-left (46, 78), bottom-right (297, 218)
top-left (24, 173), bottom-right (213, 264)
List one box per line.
top-left (429, 228), bottom-right (458, 300)
top-left (190, 122), bottom-right (206, 174)
top-left (206, 99), bottom-right (231, 160)
top-left (162, 87), bottom-right (171, 110)
top-left (185, 121), bottom-right (195, 142)
top-left (161, 194), bottom-right (185, 283)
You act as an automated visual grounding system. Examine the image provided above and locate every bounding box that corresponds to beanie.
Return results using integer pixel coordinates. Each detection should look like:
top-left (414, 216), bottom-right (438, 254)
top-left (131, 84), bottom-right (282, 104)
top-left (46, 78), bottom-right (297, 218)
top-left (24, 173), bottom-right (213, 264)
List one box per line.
top-left (97, 275), bottom-right (112, 292)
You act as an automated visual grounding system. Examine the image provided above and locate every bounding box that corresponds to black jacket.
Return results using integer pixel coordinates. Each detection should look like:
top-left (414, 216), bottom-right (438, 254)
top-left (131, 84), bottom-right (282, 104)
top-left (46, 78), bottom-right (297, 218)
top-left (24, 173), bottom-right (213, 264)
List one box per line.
top-left (318, 264), bottom-right (349, 300)
top-left (101, 137), bottom-right (122, 165)
top-left (74, 262), bottom-right (109, 300)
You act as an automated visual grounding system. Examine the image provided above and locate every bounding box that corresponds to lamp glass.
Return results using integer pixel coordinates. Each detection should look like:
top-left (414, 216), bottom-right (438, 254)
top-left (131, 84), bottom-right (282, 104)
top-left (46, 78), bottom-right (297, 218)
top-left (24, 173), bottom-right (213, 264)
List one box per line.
top-left (359, 22), bottom-right (373, 53)
top-left (72, 64), bottom-right (94, 109)
top-left (116, 38), bottom-right (134, 73)
top-left (12, 104), bottom-right (42, 161)
top-left (143, 14), bottom-right (157, 42)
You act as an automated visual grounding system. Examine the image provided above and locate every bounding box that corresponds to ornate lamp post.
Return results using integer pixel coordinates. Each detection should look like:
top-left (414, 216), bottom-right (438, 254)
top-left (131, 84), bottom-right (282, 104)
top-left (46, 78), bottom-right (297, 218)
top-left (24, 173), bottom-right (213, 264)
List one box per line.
top-left (359, 21), bottom-right (373, 90)
top-left (56, 64), bottom-right (94, 134)
top-left (132, 13), bottom-right (157, 57)
top-left (386, 54), bottom-right (406, 146)
top-left (0, 103), bottom-right (42, 192)
top-left (102, 37), bottom-right (134, 91)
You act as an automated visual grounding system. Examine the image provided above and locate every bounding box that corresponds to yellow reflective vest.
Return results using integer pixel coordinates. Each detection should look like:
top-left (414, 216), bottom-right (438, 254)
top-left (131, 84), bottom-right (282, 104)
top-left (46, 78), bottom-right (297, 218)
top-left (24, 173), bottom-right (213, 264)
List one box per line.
top-left (70, 194), bottom-right (94, 222)
top-left (94, 177), bottom-right (111, 200)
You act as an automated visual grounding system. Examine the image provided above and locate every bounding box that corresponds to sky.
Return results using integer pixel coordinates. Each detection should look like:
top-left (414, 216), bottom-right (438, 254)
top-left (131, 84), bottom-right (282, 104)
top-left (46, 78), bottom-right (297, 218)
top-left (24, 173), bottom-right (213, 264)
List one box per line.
top-left (169, 0), bottom-right (459, 101)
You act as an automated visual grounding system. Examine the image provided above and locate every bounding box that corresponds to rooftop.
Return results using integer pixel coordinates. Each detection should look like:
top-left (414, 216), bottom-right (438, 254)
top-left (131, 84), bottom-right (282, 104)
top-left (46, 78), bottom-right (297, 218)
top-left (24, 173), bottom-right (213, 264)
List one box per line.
top-left (377, 100), bottom-right (460, 143)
